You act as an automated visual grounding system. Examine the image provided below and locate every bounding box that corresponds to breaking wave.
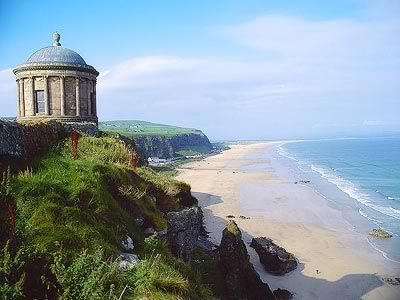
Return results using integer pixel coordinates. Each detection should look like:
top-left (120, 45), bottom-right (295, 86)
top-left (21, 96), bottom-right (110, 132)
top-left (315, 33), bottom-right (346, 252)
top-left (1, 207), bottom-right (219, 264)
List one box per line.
top-left (311, 165), bottom-right (400, 221)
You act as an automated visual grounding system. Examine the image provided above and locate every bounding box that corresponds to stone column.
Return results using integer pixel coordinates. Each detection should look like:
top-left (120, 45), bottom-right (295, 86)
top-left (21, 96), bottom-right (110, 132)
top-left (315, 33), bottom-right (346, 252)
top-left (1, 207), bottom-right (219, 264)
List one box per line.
top-left (87, 79), bottom-right (92, 116)
top-left (75, 77), bottom-right (80, 116)
top-left (44, 76), bottom-right (49, 115)
top-left (20, 79), bottom-right (25, 117)
top-left (31, 77), bottom-right (35, 116)
top-left (16, 79), bottom-right (20, 117)
top-left (60, 76), bottom-right (65, 116)
top-left (92, 80), bottom-right (97, 116)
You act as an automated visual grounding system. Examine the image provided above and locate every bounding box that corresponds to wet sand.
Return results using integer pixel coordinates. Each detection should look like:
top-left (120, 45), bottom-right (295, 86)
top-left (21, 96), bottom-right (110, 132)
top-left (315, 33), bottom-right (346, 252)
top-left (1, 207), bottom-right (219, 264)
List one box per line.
top-left (176, 142), bottom-right (400, 300)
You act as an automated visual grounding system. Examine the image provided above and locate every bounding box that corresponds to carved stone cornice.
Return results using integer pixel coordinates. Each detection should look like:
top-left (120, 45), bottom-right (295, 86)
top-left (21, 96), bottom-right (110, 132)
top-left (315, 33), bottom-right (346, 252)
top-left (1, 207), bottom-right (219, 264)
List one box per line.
top-left (13, 62), bottom-right (99, 76)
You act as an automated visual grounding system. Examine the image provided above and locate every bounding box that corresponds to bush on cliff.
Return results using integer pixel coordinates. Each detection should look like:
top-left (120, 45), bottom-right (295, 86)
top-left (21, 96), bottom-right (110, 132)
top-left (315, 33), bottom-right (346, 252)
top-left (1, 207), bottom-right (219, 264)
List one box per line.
top-left (0, 136), bottom-right (210, 299)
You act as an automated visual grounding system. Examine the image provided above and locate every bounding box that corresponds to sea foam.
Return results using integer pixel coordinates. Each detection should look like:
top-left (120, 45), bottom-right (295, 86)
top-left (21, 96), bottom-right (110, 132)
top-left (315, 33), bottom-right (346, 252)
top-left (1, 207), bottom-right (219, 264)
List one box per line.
top-left (311, 164), bottom-right (400, 221)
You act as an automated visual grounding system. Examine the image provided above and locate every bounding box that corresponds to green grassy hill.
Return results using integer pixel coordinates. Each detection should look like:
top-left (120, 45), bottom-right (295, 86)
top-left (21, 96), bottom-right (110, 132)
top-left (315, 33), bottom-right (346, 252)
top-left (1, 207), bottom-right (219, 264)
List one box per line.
top-left (0, 136), bottom-right (210, 299)
top-left (99, 120), bottom-right (201, 138)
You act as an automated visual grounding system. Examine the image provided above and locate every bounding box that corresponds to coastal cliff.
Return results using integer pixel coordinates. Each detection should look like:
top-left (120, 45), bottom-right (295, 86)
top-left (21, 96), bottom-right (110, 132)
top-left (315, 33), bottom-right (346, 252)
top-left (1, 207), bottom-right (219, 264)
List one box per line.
top-left (100, 120), bottom-right (213, 159)
top-left (0, 131), bottom-right (211, 298)
top-left (131, 132), bottom-right (212, 159)
top-left (0, 121), bottom-right (278, 299)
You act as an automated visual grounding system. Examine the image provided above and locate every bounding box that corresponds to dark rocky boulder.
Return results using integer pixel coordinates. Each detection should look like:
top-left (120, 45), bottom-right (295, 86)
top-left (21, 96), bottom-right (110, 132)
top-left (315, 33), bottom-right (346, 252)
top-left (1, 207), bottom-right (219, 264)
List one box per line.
top-left (368, 228), bottom-right (392, 239)
top-left (166, 206), bottom-right (203, 261)
top-left (250, 237), bottom-right (297, 276)
top-left (273, 288), bottom-right (293, 300)
top-left (219, 221), bottom-right (276, 300)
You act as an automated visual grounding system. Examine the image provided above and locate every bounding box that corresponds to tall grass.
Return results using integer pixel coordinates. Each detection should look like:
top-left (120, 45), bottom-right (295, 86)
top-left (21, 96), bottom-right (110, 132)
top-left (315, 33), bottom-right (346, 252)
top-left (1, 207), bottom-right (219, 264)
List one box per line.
top-left (61, 137), bottom-right (132, 166)
top-left (2, 136), bottom-right (211, 299)
top-left (50, 248), bottom-right (126, 300)
top-left (132, 254), bottom-right (189, 299)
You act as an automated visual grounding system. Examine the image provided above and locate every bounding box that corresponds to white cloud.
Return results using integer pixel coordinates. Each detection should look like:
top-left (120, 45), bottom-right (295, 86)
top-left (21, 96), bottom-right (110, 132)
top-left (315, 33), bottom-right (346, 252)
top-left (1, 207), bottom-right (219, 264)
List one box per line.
top-left (1, 4), bottom-right (399, 139)
top-left (363, 120), bottom-right (380, 127)
top-left (95, 12), bottom-right (399, 139)
top-left (0, 68), bottom-right (15, 117)
top-left (218, 15), bottom-right (400, 65)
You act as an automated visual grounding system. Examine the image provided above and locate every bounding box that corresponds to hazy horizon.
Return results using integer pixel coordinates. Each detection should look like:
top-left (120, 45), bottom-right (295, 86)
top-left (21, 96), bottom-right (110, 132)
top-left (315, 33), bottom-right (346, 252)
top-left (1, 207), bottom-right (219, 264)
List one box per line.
top-left (1, 0), bottom-right (399, 140)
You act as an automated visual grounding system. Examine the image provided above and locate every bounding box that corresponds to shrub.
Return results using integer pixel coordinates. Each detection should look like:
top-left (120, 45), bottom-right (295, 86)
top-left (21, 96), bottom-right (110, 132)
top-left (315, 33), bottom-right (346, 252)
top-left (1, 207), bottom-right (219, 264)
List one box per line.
top-left (50, 248), bottom-right (127, 300)
top-left (0, 168), bottom-right (16, 244)
top-left (0, 242), bottom-right (25, 300)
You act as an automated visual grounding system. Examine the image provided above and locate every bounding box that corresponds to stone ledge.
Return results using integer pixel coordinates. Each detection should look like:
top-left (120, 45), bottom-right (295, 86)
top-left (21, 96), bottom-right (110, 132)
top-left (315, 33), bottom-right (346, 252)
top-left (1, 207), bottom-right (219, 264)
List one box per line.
top-left (17, 115), bottom-right (98, 124)
top-left (13, 63), bottom-right (99, 76)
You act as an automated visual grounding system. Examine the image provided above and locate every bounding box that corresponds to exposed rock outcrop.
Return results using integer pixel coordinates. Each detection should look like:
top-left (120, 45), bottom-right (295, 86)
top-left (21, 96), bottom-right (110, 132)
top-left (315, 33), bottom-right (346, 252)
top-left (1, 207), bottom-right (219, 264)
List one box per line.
top-left (383, 277), bottom-right (400, 285)
top-left (273, 288), bottom-right (293, 300)
top-left (117, 253), bottom-right (139, 271)
top-left (132, 132), bottom-right (212, 159)
top-left (219, 221), bottom-right (275, 300)
top-left (196, 236), bottom-right (217, 254)
top-left (144, 227), bottom-right (156, 236)
top-left (166, 206), bottom-right (203, 261)
top-left (369, 228), bottom-right (393, 239)
top-left (121, 236), bottom-right (134, 251)
top-left (250, 237), bottom-right (297, 276)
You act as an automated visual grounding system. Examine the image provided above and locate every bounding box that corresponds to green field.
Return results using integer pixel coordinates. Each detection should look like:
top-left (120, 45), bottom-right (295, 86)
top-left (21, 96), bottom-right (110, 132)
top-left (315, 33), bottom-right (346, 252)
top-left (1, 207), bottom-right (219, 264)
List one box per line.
top-left (99, 120), bottom-right (202, 137)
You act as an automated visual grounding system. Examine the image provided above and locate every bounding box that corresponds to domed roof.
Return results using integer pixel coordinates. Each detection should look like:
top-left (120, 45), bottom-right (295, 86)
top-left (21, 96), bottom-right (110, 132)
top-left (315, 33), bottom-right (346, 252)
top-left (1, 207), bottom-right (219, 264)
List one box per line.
top-left (13, 32), bottom-right (98, 76)
top-left (26, 46), bottom-right (87, 65)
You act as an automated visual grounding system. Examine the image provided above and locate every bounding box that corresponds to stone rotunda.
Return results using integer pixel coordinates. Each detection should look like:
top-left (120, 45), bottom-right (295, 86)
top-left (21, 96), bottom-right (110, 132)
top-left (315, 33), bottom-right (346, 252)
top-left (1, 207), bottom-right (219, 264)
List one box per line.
top-left (13, 32), bottom-right (99, 124)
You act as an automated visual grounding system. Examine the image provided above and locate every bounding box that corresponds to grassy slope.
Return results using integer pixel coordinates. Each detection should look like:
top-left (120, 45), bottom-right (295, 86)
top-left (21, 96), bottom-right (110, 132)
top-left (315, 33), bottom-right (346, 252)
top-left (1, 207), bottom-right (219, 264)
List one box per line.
top-left (0, 136), bottom-right (210, 299)
top-left (99, 120), bottom-right (202, 138)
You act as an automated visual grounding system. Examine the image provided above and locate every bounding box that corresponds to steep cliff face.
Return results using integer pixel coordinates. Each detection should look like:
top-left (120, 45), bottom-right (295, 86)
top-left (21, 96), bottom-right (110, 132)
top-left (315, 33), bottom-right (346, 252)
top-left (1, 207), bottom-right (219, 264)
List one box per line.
top-left (219, 221), bottom-right (276, 300)
top-left (166, 206), bottom-right (203, 261)
top-left (100, 120), bottom-right (213, 159)
top-left (131, 132), bottom-right (212, 159)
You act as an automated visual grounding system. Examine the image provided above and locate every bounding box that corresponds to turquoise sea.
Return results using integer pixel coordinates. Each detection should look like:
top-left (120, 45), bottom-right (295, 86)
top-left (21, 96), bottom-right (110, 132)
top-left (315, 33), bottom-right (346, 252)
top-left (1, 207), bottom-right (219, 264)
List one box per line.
top-left (277, 137), bottom-right (400, 264)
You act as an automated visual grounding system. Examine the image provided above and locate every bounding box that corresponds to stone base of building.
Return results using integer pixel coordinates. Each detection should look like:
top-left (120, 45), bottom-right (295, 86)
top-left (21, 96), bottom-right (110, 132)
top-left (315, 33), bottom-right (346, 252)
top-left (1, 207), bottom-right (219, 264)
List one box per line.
top-left (16, 116), bottom-right (98, 136)
top-left (62, 122), bottom-right (98, 136)
top-left (17, 115), bottom-right (98, 124)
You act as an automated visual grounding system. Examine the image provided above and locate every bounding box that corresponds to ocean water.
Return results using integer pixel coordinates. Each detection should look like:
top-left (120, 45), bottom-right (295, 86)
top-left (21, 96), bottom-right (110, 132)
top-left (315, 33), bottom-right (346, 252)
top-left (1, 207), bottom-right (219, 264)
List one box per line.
top-left (277, 137), bottom-right (400, 264)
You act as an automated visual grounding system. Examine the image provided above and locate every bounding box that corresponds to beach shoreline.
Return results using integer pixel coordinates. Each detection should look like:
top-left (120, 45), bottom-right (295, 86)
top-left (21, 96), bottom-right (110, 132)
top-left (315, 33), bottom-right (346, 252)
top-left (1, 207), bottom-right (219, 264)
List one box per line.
top-left (176, 142), bottom-right (400, 300)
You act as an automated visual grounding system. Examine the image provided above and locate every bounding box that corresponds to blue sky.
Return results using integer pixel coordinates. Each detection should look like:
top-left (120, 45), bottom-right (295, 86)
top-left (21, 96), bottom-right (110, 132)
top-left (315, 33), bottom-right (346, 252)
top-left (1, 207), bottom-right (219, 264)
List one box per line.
top-left (1, 0), bottom-right (399, 140)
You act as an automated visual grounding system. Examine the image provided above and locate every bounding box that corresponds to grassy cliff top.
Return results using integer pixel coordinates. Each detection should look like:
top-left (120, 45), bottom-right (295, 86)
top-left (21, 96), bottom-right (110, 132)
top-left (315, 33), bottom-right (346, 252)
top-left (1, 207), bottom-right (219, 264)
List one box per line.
top-left (99, 120), bottom-right (203, 137)
top-left (0, 135), bottom-right (209, 299)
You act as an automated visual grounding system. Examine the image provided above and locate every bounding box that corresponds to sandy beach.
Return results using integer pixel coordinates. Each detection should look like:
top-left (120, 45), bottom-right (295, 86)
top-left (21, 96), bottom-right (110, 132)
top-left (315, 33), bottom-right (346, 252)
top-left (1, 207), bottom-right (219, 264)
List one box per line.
top-left (176, 142), bottom-right (400, 300)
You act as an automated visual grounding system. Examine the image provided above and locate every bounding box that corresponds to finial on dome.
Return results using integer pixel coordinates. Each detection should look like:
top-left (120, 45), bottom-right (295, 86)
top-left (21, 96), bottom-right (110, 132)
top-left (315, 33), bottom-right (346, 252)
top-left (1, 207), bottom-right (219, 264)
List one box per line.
top-left (53, 32), bottom-right (61, 46)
